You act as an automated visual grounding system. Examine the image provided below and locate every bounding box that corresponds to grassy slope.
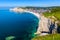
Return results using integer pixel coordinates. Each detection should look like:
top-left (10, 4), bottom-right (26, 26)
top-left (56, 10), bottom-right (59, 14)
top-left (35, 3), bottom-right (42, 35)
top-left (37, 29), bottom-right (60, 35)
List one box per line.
top-left (43, 7), bottom-right (60, 26)
top-left (43, 12), bottom-right (60, 20)
top-left (43, 7), bottom-right (60, 20)
top-left (32, 34), bottom-right (60, 40)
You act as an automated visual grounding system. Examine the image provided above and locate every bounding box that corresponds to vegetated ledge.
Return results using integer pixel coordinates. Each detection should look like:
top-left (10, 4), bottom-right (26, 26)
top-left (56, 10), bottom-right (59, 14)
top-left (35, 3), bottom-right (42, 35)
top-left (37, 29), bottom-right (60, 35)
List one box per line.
top-left (32, 34), bottom-right (60, 40)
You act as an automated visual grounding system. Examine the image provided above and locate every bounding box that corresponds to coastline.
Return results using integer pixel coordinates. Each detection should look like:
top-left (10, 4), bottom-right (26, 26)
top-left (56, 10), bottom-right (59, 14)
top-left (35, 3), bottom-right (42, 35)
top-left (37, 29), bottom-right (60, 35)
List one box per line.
top-left (9, 7), bottom-right (58, 36)
top-left (9, 7), bottom-right (40, 19)
top-left (9, 7), bottom-right (50, 36)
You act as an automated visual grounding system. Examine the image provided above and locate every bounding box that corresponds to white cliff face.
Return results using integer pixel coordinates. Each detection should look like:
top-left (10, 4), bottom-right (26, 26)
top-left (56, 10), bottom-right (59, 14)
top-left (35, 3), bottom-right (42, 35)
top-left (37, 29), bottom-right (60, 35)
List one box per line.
top-left (39, 16), bottom-right (49, 32)
top-left (36, 16), bottom-right (50, 35)
top-left (36, 15), bottom-right (58, 35)
top-left (10, 8), bottom-right (25, 12)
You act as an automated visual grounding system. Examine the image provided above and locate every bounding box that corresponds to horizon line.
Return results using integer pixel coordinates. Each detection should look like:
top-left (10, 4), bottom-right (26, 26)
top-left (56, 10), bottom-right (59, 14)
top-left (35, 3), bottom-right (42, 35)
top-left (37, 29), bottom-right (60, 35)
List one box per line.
top-left (0, 6), bottom-right (60, 8)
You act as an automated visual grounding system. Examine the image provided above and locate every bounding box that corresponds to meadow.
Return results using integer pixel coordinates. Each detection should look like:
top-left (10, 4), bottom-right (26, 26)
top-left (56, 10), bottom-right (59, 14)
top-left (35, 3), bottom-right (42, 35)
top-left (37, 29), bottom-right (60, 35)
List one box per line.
top-left (32, 34), bottom-right (60, 40)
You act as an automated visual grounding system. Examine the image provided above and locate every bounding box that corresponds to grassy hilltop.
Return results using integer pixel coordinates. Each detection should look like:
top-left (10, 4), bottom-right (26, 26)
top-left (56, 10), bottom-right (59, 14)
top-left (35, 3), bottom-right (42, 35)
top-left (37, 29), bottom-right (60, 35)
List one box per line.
top-left (43, 6), bottom-right (60, 26)
top-left (43, 6), bottom-right (60, 20)
top-left (32, 34), bottom-right (60, 40)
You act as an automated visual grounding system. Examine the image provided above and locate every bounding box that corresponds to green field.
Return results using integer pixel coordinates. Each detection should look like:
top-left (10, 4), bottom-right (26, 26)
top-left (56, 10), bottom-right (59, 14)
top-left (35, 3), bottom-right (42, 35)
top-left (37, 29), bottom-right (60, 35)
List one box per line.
top-left (32, 34), bottom-right (60, 40)
top-left (43, 7), bottom-right (60, 20)
top-left (43, 12), bottom-right (60, 20)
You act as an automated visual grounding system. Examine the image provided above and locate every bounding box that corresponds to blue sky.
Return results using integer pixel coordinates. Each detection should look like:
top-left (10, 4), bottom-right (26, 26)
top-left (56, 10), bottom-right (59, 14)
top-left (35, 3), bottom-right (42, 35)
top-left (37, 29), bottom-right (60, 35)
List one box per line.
top-left (0, 0), bottom-right (60, 7)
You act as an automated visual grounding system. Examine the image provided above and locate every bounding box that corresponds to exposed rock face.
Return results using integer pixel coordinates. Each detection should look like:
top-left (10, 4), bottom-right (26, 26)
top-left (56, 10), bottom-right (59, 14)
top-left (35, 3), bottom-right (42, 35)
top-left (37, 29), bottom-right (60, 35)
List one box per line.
top-left (36, 15), bottom-right (50, 35)
top-left (48, 16), bottom-right (58, 34)
top-left (36, 15), bottom-right (58, 36)
top-left (50, 21), bottom-right (58, 34)
top-left (10, 8), bottom-right (25, 12)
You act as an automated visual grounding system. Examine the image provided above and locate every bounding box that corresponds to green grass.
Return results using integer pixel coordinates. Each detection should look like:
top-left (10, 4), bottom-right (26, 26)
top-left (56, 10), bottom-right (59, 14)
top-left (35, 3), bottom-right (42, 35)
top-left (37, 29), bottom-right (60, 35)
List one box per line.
top-left (43, 7), bottom-right (60, 20)
top-left (43, 11), bottom-right (60, 26)
top-left (43, 12), bottom-right (60, 20)
top-left (32, 34), bottom-right (60, 40)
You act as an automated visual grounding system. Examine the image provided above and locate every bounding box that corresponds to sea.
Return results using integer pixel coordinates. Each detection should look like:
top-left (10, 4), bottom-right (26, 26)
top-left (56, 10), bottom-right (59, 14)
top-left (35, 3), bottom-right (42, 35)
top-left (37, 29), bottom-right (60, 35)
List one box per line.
top-left (0, 7), bottom-right (39, 40)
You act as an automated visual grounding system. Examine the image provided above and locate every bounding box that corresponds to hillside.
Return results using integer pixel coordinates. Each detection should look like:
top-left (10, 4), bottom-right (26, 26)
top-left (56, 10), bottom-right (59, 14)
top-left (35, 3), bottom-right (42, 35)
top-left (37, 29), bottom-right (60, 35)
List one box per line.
top-left (43, 7), bottom-right (60, 20)
top-left (43, 7), bottom-right (60, 26)
top-left (32, 34), bottom-right (60, 40)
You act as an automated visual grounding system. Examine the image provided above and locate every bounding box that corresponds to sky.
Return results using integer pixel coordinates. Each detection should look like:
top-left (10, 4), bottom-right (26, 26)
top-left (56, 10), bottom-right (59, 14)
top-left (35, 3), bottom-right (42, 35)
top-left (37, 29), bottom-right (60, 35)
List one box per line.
top-left (0, 0), bottom-right (60, 7)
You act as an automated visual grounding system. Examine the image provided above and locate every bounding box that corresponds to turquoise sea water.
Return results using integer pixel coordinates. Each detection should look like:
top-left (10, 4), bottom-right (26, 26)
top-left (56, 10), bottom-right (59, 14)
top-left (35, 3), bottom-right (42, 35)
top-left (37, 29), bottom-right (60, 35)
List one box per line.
top-left (0, 8), bottom-right (39, 40)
